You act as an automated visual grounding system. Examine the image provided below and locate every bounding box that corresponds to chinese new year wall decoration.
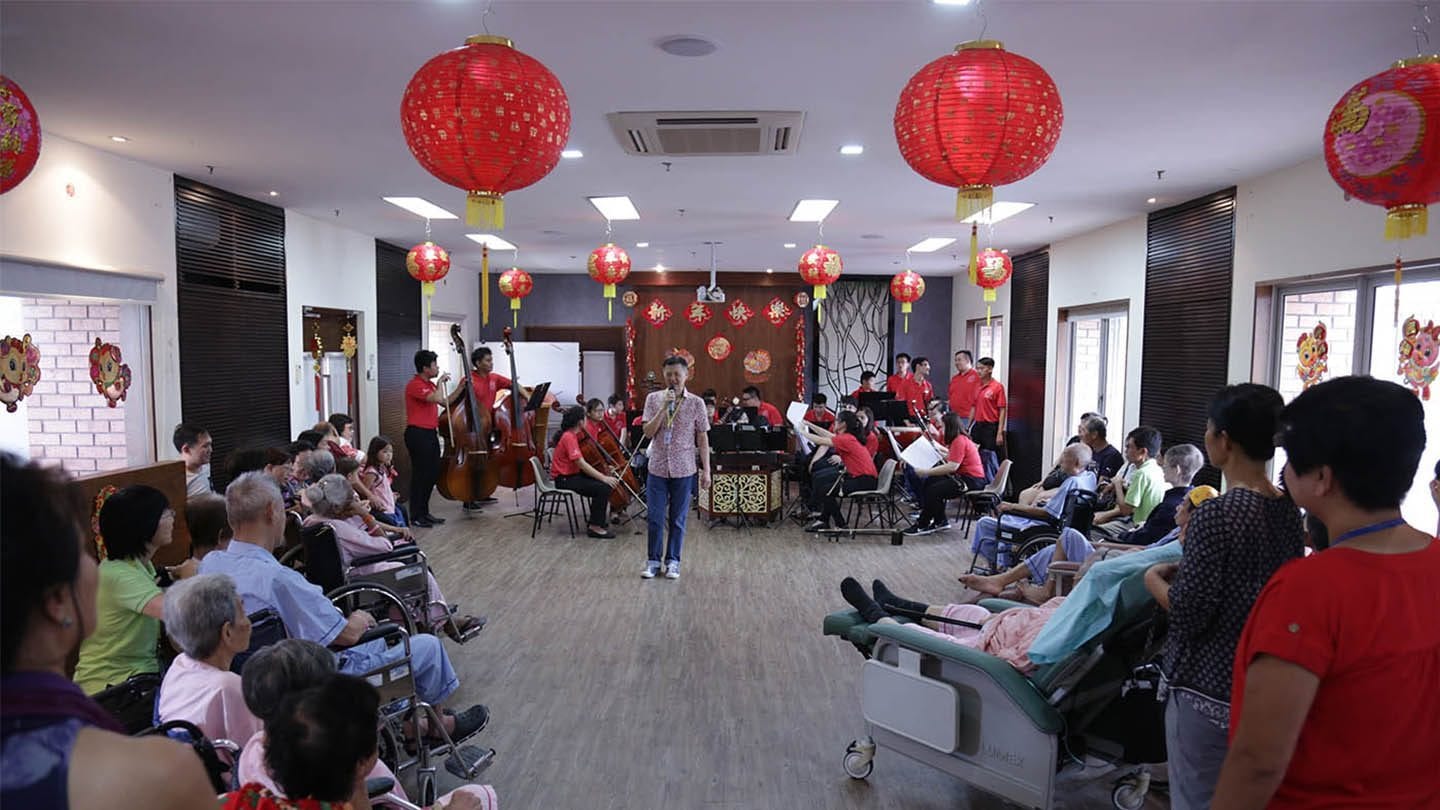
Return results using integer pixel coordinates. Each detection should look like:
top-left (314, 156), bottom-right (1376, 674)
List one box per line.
top-left (764, 296), bottom-right (793, 327)
top-left (1323, 56), bottom-right (1440, 240)
top-left (890, 269), bottom-right (926, 333)
top-left (0, 76), bottom-right (41, 195)
top-left (685, 301), bottom-right (712, 329)
top-left (587, 243), bottom-right (631, 321)
top-left (706, 335), bottom-right (733, 361)
top-left (1295, 322), bottom-right (1329, 390)
top-left (400, 35), bottom-right (570, 227)
top-left (643, 298), bottom-right (672, 328)
top-left (1399, 315), bottom-right (1440, 399)
top-left (90, 485), bottom-right (118, 560)
top-left (88, 338), bottom-right (132, 408)
top-left (794, 319), bottom-right (806, 402)
top-left (498, 267), bottom-right (534, 327)
top-left (0, 333), bottom-right (41, 412)
top-left (621, 290), bottom-right (639, 309)
top-left (724, 298), bottom-right (754, 327)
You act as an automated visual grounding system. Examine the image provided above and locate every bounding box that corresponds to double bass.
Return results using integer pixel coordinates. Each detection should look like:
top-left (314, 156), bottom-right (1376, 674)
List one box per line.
top-left (437, 324), bottom-right (500, 503)
top-left (492, 327), bottom-right (549, 489)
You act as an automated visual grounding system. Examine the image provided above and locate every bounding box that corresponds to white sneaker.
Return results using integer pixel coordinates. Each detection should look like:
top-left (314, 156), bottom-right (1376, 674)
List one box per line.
top-left (642, 562), bottom-right (660, 579)
top-left (664, 561), bottom-right (681, 579)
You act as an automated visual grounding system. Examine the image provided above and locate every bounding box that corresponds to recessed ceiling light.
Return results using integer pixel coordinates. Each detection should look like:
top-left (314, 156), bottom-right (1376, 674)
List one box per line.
top-left (839, 144), bottom-right (864, 156)
top-left (561, 149), bottom-right (584, 159)
top-left (635, 242), bottom-right (650, 248)
top-left (268, 191), bottom-right (279, 197)
top-left (789, 199), bottom-right (839, 222)
top-left (1001, 249), bottom-right (1010, 254)
top-left (589, 195), bottom-right (641, 221)
top-left (466, 233), bottom-right (518, 251)
top-left (932, 0), bottom-right (974, 5)
top-left (657, 35), bottom-right (717, 57)
top-left (908, 237), bottom-right (957, 253)
top-left (109, 135), bottom-right (129, 143)
top-left (654, 263), bottom-right (666, 272)
top-left (765, 267), bottom-right (774, 274)
top-left (1146, 197), bottom-right (1158, 204)
top-left (382, 196), bottom-right (459, 220)
top-left (783, 243), bottom-right (797, 249)
top-left (960, 201), bottom-right (1035, 225)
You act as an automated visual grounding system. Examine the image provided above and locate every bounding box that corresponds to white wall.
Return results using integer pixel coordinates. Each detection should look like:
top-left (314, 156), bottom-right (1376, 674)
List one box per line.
top-left (1232, 157), bottom-right (1440, 381)
top-left (1044, 216), bottom-right (1148, 464)
top-left (0, 134), bottom-right (181, 460)
top-left (284, 211), bottom-right (379, 439)
top-left (950, 271), bottom-right (1012, 384)
top-left (426, 262), bottom-right (480, 357)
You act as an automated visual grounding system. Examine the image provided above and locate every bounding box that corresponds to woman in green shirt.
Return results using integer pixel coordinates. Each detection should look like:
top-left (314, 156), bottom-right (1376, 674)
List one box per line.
top-left (73, 486), bottom-right (195, 694)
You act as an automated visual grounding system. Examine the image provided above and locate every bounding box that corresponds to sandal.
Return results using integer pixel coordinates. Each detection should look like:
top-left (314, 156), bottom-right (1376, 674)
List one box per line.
top-left (447, 703), bottom-right (490, 742)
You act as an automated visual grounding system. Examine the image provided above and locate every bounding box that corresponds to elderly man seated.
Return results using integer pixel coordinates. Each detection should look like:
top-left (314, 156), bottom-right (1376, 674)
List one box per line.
top-left (968, 443), bottom-right (1096, 566)
top-left (156, 574), bottom-right (261, 746)
top-left (199, 472), bottom-right (488, 743)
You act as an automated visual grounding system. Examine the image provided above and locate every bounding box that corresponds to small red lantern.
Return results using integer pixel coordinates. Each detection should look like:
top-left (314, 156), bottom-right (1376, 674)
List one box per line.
top-left (400, 35), bottom-right (570, 227)
top-left (895, 40), bottom-right (1063, 220)
top-left (498, 267), bottom-right (534, 327)
top-left (0, 76), bottom-right (41, 195)
top-left (1323, 56), bottom-right (1440, 240)
top-left (975, 248), bottom-right (1012, 324)
top-left (406, 241), bottom-right (450, 315)
top-left (587, 242), bottom-right (632, 320)
top-left (798, 244), bottom-right (843, 323)
top-left (890, 270), bottom-right (926, 333)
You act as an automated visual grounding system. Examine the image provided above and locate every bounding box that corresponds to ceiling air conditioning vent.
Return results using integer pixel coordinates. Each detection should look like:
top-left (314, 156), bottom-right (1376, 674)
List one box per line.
top-left (607, 111), bottom-right (804, 156)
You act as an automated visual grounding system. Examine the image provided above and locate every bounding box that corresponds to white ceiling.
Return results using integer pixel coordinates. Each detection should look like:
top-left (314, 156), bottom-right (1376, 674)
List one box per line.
top-left (0, 0), bottom-right (1423, 275)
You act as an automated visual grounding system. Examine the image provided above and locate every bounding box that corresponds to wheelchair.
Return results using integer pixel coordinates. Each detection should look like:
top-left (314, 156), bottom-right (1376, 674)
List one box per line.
top-left (967, 488), bottom-right (1099, 576)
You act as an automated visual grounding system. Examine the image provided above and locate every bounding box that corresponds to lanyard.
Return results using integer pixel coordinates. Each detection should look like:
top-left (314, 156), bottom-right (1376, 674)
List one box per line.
top-left (1331, 517), bottom-right (1406, 546)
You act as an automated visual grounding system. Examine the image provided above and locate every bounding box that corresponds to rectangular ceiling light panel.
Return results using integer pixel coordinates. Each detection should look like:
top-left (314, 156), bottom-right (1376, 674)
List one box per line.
top-left (589, 196), bottom-right (641, 221)
top-left (788, 199), bottom-right (839, 222)
top-left (465, 234), bottom-right (517, 251)
top-left (382, 196), bottom-right (459, 220)
top-left (908, 237), bottom-right (957, 253)
top-left (960, 201), bottom-right (1035, 225)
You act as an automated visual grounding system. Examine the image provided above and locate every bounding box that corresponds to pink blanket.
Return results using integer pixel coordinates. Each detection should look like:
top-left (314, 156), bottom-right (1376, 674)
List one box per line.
top-left (908, 597), bottom-right (1067, 673)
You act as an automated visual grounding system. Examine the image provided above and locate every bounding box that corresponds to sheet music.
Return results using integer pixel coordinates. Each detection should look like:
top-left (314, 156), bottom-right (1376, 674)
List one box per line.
top-left (787, 401), bottom-right (813, 454)
top-left (899, 433), bottom-right (945, 470)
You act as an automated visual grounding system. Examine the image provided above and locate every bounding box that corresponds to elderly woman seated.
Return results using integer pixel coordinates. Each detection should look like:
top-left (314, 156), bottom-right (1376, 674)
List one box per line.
top-left (237, 640), bottom-right (499, 810)
top-left (185, 492), bottom-right (233, 561)
top-left (301, 474), bottom-right (480, 641)
top-left (156, 573), bottom-right (261, 746)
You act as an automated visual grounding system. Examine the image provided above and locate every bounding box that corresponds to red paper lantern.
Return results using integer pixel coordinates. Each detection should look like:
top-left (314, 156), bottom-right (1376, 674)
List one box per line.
top-left (1323, 56), bottom-right (1440, 240)
top-left (890, 270), bottom-right (926, 333)
top-left (498, 267), bottom-right (533, 327)
top-left (798, 244), bottom-right (843, 322)
top-left (975, 247), bottom-right (1012, 324)
top-left (0, 76), bottom-right (41, 195)
top-left (587, 242), bottom-right (631, 320)
top-left (406, 241), bottom-right (450, 315)
top-left (895, 40), bottom-right (1063, 219)
top-left (400, 35), bottom-right (570, 227)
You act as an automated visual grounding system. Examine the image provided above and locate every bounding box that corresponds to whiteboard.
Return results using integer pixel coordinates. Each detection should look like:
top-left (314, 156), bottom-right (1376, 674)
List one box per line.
top-left (479, 340), bottom-right (582, 408)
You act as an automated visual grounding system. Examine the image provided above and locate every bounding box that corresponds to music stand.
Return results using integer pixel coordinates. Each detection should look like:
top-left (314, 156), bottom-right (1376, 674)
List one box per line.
top-left (874, 399), bottom-right (912, 426)
top-left (708, 426), bottom-right (738, 452)
top-left (763, 427), bottom-right (788, 452)
top-left (856, 391), bottom-right (895, 410)
top-left (523, 382), bottom-right (551, 411)
top-left (735, 425), bottom-right (764, 451)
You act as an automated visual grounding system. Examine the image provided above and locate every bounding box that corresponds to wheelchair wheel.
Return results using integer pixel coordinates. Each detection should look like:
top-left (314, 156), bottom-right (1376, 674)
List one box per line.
top-left (1013, 528), bottom-right (1060, 563)
top-left (417, 772), bottom-right (438, 807)
top-left (1111, 773), bottom-right (1149, 810)
top-left (842, 738), bottom-right (875, 780)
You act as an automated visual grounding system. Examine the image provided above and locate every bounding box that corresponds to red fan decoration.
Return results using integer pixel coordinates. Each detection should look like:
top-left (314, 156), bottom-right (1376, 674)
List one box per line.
top-left (406, 241), bottom-right (450, 316)
top-left (0, 76), bottom-right (41, 195)
top-left (643, 298), bottom-right (672, 328)
top-left (497, 267), bottom-right (533, 327)
top-left (685, 301), bottom-right (712, 329)
top-left (724, 298), bottom-right (754, 327)
top-left (895, 40), bottom-right (1063, 220)
top-left (1324, 56), bottom-right (1440, 240)
top-left (975, 248), bottom-right (1012, 324)
top-left (706, 335), bottom-right (733, 361)
top-left (890, 270), bottom-right (926, 334)
top-left (764, 296), bottom-right (793, 327)
top-left (587, 242), bottom-right (632, 320)
top-left (798, 245), bottom-right (843, 322)
top-left (668, 348), bottom-right (696, 372)
top-left (400, 35), bottom-right (570, 227)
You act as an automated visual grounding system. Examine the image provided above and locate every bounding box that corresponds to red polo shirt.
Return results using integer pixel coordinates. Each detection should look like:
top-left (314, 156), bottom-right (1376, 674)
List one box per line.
top-left (469, 371), bottom-right (512, 418)
top-left (603, 411), bottom-right (626, 439)
top-left (947, 434), bottom-right (985, 479)
top-left (551, 430), bottom-right (583, 478)
top-left (974, 379), bottom-right (1007, 422)
top-left (905, 378), bottom-right (934, 420)
top-left (404, 375), bottom-right (439, 430)
top-left (805, 405), bottom-right (835, 426)
top-left (831, 433), bottom-right (878, 479)
top-left (948, 368), bottom-right (981, 417)
top-left (757, 401), bottom-right (784, 427)
top-left (886, 372), bottom-right (911, 397)
top-left (583, 417), bottom-right (606, 444)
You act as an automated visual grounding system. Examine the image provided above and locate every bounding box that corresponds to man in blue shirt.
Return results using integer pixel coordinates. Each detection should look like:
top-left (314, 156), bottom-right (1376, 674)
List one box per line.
top-left (968, 443), bottom-right (1096, 566)
top-left (200, 473), bottom-right (487, 741)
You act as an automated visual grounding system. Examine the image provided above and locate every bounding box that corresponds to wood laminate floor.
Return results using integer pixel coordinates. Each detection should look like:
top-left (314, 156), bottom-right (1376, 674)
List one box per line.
top-left (415, 491), bottom-right (1166, 810)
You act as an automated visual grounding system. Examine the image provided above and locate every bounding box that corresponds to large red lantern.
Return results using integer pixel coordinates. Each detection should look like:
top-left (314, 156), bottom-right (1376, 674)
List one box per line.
top-left (400, 35), bottom-right (570, 228)
top-left (406, 241), bottom-right (450, 315)
top-left (498, 267), bottom-right (533, 327)
top-left (890, 270), bottom-right (926, 333)
top-left (587, 243), bottom-right (631, 321)
top-left (798, 244), bottom-right (843, 323)
top-left (895, 40), bottom-right (1063, 220)
top-left (1323, 56), bottom-right (1440, 240)
top-left (0, 76), bottom-right (41, 195)
top-left (975, 247), bottom-right (1012, 324)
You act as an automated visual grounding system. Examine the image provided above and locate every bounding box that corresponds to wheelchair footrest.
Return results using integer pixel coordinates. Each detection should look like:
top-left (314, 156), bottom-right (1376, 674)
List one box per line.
top-left (445, 745), bottom-right (496, 781)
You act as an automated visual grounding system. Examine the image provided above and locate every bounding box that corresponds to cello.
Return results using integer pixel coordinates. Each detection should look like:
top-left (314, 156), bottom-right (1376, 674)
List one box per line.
top-left (437, 324), bottom-right (500, 503)
top-left (574, 397), bottom-right (644, 510)
top-left (492, 327), bottom-right (544, 489)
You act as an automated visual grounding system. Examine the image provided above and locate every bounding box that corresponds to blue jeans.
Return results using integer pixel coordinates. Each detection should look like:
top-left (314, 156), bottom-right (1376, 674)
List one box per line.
top-left (646, 473), bottom-right (693, 566)
top-left (1164, 690), bottom-right (1230, 810)
top-left (336, 632), bottom-right (459, 706)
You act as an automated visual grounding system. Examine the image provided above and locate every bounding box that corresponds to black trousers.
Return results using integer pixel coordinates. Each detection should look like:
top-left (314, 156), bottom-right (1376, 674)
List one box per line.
top-left (405, 426), bottom-right (440, 521)
top-left (809, 465), bottom-right (878, 526)
top-left (972, 421), bottom-right (1001, 455)
top-left (555, 474), bottom-right (611, 527)
top-left (918, 475), bottom-right (987, 526)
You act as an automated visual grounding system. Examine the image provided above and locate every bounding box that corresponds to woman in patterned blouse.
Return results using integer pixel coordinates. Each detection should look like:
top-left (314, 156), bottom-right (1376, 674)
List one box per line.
top-left (1143, 383), bottom-right (1304, 810)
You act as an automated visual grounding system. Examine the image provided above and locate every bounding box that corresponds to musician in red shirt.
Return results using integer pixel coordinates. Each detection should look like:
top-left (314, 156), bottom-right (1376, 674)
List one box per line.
top-left (886, 353), bottom-right (912, 400)
top-left (970, 356), bottom-right (1008, 454)
top-left (549, 406), bottom-right (618, 538)
top-left (739, 386), bottom-right (784, 427)
top-left (403, 349), bottom-right (451, 528)
top-left (605, 394), bottom-right (629, 445)
top-left (468, 346), bottom-right (512, 421)
top-left (800, 412), bottom-right (879, 532)
top-left (851, 370), bottom-right (879, 400)
top-left (903, 412), bottom-right (987, 536)
top-left (948, 350), bottom-right (982, 428)
top-left (905, 357), bottom-right (935, 421)
top-left (805, 393), bottom-right (836, 429)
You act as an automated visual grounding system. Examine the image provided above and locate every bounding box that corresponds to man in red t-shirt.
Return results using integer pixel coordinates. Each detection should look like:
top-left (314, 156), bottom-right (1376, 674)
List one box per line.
top-left (970, 356), bottom-right (1007, 455)
top-left (403, 349), bottom-right (451, 528)
top-left (605, 394), bottom-right (629, 445)
top-left (948, 350), bottom-right (981, 428)
top-left (467, 346), bottom-right (512, 422)
top-left (851, 370), bottom-right (879, 401)
top-left (739, 386), bottom-right (783, 428)
top-left (905, 357), bottom-right (935, 422)
top-left (805, 393), bottom-right (836, 430)
top-left (886, 353), bottom-right (912, 401)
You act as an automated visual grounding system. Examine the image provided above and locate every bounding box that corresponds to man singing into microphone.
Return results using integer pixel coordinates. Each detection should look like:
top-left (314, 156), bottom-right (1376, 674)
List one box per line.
top-left (640, 355), bottom-right (712, 580)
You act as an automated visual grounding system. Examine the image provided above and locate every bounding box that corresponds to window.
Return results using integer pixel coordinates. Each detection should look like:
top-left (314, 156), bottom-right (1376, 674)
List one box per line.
top-left (1270, 265), bottom-right (1440, 532)
top-left (1059, 307), bottom-right (1128, 447)
top-left (427, 316), bottom-right (465, 386)
top-left (969, 317), bottom-right (1003, 368)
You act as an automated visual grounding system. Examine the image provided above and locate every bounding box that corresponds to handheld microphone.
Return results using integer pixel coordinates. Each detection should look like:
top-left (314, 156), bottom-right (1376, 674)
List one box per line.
top-left (667, 385), bottom-right (679, 418)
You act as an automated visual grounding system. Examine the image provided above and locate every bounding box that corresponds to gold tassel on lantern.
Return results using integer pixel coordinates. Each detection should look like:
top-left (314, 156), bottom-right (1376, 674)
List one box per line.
top-left (813, 284), bottom-right (827, 324)
top-left (605, 283), bottom-right (616, 321)
top-left (481, 245), bottom-right (491, 327)
top-left (422, 282), bottom-right (436, 317)
top-left (1386, 204), bottom-right (1428, 240)
top-left (983, 288), bottom-right (996, 325)
top-left (967, 224), bottom-right (979, 285)
top-left (511, 297), bottom-right (521, 328)
top-left (902, 302), bottom-right (912, 333)
top-left (957, 184), bottom-right (994, 221)
top-left (467, 191), bottom-right (505, 228)
top-left (1394, 256), bottom-right (1404, 326)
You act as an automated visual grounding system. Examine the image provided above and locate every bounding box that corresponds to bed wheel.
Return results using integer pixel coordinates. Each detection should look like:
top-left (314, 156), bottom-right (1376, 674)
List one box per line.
top-left (843, 738), bottom-right (875, 780)
top-left (1111, 772), bottom-right (1149, 810)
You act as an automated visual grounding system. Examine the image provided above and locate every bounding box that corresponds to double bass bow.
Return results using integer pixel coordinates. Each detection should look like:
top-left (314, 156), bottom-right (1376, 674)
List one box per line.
top-left (437, 324), bottom-right (500, 504)
top-left (492, 327), bottom-right (542, 489)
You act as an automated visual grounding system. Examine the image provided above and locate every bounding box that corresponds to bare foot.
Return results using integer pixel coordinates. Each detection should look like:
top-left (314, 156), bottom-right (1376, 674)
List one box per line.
top-left (1017, 580), bottom-right (1052, 605)
top-left (958, 573), bottom-right (1006, 596)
